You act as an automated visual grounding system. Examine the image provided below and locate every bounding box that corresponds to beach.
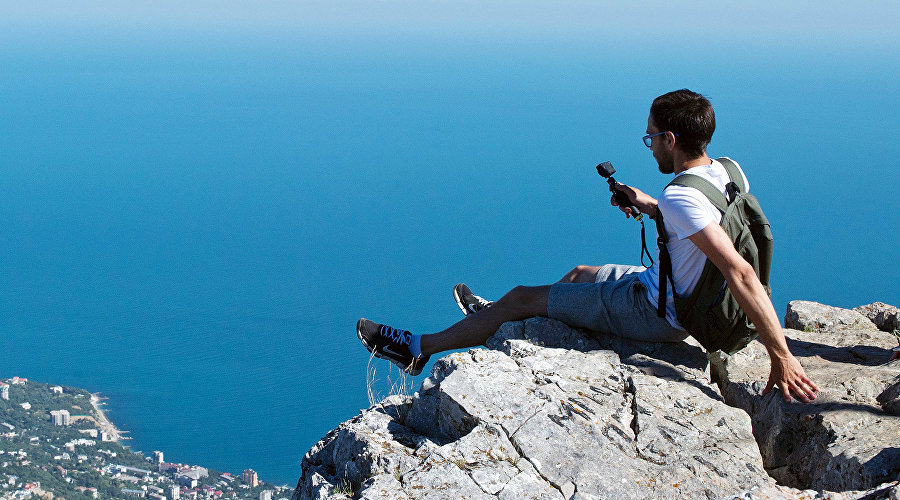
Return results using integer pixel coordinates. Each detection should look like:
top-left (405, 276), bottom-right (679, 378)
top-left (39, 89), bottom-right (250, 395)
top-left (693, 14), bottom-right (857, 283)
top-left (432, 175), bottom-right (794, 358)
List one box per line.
top-left (89, 393), bottom-right (125, 442)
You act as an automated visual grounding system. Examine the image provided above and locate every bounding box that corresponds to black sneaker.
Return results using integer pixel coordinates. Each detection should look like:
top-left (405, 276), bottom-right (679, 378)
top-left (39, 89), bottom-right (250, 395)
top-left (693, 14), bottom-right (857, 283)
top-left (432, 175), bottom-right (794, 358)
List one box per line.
top-left (453, 283), bottom-right (493, 316)
top-left (357, 319), bottom-right (430, 376)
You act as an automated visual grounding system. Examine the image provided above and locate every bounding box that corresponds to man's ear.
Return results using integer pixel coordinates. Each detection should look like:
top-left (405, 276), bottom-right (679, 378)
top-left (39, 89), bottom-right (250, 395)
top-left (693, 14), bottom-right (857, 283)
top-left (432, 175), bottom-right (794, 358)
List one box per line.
top-left (664, 131), bottom-right (678, 151)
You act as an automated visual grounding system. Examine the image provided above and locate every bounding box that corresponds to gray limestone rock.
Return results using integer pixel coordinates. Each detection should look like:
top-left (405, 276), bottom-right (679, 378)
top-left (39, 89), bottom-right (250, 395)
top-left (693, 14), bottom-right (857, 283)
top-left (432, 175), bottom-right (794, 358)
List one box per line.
top-left (854, 302), bottom-right (900, 333)
top-left (785, 301), bottom-right (878, 332)
top-left (295, 318), bottom-right (770, 499)
top-left (723, 480), bottom-right (900, 499)
top-left (294, 301), bottom-right (900, 500)
top-left (877, 376), bottom-right (900, 416)
top-left (713, 308), bottom-right (900, 491)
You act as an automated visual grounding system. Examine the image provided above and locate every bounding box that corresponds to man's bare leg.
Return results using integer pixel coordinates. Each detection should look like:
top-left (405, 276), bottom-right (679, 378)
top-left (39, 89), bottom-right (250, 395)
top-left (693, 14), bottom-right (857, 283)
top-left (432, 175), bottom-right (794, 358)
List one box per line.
top-left (419, 285), bottom-right (551, 356)
top-left (558, 265), bottom-right (602, 283)
top-left (420, 266), bottom-right (603, 356)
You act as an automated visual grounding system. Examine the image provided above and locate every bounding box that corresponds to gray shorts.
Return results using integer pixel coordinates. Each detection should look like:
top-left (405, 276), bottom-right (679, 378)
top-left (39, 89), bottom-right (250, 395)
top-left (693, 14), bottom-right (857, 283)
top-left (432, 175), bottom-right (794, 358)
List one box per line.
top-left (547, 264), bottom-right (688, 343)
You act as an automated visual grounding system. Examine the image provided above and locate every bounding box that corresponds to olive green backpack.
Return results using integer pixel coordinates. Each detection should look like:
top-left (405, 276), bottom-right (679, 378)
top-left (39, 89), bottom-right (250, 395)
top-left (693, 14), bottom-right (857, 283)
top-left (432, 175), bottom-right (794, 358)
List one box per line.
top-left (655, 158), bottom-right (773, 354)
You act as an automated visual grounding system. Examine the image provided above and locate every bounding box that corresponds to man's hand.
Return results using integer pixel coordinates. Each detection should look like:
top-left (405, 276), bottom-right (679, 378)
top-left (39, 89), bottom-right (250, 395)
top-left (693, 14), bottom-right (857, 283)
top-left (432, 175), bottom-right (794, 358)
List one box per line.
top-left (764, 352), bottom-right (820, 403)
top-left (610, 182), bottom-right (658, 218)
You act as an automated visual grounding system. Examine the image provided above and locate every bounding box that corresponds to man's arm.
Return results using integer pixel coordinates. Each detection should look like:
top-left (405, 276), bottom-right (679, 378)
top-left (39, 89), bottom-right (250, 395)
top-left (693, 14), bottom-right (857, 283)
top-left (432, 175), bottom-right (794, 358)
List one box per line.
top-left (688, 222), bottom-right (820, 402)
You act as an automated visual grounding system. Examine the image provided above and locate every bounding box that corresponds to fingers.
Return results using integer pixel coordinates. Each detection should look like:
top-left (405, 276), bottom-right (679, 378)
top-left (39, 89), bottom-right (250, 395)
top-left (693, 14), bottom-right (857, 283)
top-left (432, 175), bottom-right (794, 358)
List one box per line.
top-left (769, 378), bottom-right (818, 403)
top-left (803, 376), bottom-right (821, 393)
top-left (796, 378), bottom-right (818, 401)
top-left (613, 183), bottom-right (633, 200)
top-left (781, 385), bottom-right (793, 403)
top-left (766, 356), bottom-right (820, 403)
top-left (787, 384), bottom-right (811, 403)
top-left (792, 383), bottom-right (815, 403)
top-left (610, 195), bottom-right (632, 218)
top-left (765, 369), bottom-right (820, 402)
top-left (790, 368), bottom-right (820, 402)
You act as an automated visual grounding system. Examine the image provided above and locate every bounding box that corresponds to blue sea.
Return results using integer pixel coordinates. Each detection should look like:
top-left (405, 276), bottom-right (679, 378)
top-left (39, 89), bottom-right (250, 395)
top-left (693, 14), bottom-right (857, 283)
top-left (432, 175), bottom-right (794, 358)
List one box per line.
top-left (1, 2), bottom-right (897, 485)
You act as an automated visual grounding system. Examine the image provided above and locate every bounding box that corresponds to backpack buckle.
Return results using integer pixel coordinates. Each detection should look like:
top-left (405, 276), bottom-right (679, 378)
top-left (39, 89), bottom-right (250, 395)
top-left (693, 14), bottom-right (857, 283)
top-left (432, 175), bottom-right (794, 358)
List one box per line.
top-left (725, 182), bottom-right (739, 203)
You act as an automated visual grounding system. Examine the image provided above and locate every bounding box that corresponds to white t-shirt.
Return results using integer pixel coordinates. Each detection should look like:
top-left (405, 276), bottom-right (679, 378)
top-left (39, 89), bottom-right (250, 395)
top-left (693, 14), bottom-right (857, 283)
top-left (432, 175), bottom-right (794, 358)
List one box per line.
top-left (638, 158), bottom-right (750, 329)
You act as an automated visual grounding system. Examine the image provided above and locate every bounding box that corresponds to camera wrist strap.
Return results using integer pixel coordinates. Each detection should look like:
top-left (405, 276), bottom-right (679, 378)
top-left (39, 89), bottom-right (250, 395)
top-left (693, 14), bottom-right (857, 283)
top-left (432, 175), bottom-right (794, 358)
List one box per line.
top-left (639, 219), bottom-right (654, 267)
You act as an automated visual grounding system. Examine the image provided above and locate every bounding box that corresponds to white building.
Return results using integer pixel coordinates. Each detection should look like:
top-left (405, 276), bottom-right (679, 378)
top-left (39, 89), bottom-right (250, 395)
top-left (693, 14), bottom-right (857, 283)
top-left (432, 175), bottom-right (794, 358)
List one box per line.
top-left (65, 439), bottom-right (96, 451)
top-left (1, 383), bottom-right (8, 401)
top-left (50, 386), bottom-right (63, 394)
top-left (50, 410), bottom-right (71, 426)
top-left (169, 485), bottom-right (181, 499)
top-left (79, 429), bottom-right (99, 438)
top-left (177, 467), bottom-right (207, 481)
top-left (152, 450), bottom-right (164, 464)
top-left (259, 490), bottom-right (273, 500)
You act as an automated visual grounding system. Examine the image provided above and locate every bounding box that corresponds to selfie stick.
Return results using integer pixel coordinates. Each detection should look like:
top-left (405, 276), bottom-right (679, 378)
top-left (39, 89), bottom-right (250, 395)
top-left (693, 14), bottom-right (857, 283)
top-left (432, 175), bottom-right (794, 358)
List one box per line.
top-left (596, 161), bottom-right (643, 222)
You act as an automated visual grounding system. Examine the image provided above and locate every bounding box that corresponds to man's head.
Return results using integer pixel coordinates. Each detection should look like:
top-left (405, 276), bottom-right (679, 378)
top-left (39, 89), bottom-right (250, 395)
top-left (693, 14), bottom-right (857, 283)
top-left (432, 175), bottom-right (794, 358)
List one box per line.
top-left (647, 89), bottom-right (715, 173)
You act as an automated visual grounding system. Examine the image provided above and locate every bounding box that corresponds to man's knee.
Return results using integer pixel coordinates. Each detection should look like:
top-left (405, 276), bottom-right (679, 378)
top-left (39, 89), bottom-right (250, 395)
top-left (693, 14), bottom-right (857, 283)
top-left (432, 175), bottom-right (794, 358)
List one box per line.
top-left (505, 285), bottom-right (532, 303)
top-left (560, 265), bottom-right (600, 283)
top-left (497, 285), bottom-right (549, 316)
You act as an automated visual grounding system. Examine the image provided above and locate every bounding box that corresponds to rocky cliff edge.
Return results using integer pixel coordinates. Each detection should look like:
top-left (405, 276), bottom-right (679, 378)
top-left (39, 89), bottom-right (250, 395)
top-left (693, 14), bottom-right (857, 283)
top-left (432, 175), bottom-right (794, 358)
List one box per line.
top-left (294, 301), bottom-right (900, 500)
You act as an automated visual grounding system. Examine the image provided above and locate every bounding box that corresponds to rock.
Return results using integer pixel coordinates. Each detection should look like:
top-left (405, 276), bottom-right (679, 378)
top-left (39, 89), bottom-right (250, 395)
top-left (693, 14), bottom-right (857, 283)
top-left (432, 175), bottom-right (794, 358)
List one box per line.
top-left (294, 301), bottom-right (900, 499)
top-left (877, 376), bottom-right (900, 416)
top-left (724, 480), bottom-right (900, 499)
top-left (785, 301), bottom-right (878, 332)
top-left (295, 317), bottom-right (772, 499)
top-left (854, 302), bottom-right (900, 333)
top-left (714, 307), bottom-right (900, 491)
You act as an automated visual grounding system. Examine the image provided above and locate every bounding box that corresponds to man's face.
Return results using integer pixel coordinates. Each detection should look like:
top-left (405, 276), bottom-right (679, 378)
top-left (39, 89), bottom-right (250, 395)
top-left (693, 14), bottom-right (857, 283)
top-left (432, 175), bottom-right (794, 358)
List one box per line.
top-left (647, 115), bottom-right (674, 174)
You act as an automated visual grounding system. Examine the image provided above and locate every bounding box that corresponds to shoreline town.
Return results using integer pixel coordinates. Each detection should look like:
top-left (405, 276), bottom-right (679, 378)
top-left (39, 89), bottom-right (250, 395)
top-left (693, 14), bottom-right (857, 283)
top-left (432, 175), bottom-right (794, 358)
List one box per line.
top-left (1, 376), bottom-right (292, 500)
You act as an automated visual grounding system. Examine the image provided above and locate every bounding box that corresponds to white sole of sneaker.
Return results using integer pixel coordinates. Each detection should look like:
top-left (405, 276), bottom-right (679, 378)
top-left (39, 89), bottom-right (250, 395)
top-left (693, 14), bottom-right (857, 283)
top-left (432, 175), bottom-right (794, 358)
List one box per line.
top-left (452, 284), bottom-right (470, 316)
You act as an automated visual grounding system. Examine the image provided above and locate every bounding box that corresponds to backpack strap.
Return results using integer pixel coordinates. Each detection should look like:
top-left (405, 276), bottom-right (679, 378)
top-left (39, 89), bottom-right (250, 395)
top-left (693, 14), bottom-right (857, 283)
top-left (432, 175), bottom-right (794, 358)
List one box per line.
top-left (655, 212), bottom-right (674, 318)
top-left (716, 157), bottom-right (746, 194)
top-left (667, 174), bottom-right (728, 213)
top-left (666, 158), bottom-right (745, 213)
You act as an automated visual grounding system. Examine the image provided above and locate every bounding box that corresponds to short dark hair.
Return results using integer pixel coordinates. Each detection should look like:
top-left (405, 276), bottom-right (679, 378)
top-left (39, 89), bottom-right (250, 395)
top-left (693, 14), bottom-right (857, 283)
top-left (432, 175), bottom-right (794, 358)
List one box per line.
top-left (650, 89), bottom-right (715, 158)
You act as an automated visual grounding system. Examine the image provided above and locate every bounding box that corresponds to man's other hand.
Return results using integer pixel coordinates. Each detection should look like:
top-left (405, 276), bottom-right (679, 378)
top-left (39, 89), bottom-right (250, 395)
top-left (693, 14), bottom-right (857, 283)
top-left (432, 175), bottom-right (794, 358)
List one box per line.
top-left (763, 353), bottom-right (820, 403)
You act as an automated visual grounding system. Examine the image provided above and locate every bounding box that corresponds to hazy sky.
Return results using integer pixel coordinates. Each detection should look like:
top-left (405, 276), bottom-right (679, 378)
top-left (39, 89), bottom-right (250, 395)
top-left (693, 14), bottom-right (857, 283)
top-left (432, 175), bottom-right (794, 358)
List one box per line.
top-left (2, 1), bottom-right (897, 43)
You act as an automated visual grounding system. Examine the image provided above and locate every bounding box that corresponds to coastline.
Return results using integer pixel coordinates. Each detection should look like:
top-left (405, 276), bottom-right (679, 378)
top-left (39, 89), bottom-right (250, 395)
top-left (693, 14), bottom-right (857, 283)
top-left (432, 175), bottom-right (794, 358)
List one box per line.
top-left (1, 379), bottom-right (285, 498)
top-left (89, 392), bottom-right (124, 442)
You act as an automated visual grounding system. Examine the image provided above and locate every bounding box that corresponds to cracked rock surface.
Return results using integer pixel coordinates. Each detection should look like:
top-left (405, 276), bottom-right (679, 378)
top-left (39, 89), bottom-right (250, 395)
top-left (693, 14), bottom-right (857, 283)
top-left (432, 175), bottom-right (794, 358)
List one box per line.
top-left (293, 300), bottom-right (900, 500)
top-left (294, 317), bottom-right (768, 499)
top-left (714, 301), bottom-right (900, 493)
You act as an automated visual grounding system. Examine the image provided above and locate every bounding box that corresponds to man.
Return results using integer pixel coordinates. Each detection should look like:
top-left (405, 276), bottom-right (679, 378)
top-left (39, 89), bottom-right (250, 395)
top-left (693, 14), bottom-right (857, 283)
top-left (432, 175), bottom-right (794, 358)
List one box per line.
top-left (357, 89), bottom-right (819, 403)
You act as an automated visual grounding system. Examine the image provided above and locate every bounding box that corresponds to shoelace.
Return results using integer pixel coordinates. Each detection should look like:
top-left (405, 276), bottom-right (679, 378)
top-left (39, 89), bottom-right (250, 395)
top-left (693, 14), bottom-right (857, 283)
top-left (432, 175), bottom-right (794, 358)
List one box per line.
top-left (468, 296), bottom-right (493, 313)
top-left (378, 325), bottom-right (421, 373)
top-left (379, 324), bottom-right (410, 346)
